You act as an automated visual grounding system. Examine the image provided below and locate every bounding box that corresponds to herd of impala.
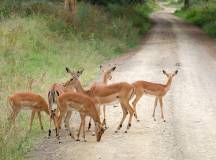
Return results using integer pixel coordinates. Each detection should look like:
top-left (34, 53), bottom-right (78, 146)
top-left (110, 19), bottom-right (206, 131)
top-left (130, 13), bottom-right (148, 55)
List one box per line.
top-left (7, 65), bottom-right (178, 143)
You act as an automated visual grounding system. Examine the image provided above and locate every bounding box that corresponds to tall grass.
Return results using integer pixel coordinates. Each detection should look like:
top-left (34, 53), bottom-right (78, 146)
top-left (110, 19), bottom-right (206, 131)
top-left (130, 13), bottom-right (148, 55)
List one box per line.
top-left (0, 1), bottom-right (156, 159)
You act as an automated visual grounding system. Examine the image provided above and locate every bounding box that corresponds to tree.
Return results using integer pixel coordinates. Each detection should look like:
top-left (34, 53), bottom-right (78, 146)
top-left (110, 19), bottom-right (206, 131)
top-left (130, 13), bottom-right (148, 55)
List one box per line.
top-left (184, 0), bottom-right (190, 9)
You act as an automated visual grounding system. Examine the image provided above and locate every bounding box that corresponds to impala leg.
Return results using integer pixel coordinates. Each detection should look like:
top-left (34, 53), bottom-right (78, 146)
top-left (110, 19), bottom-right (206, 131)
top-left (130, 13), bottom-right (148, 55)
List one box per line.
top-left (64, 0), bottom-right (68, 10)
top-left (115, 103), bottom-right (128, 133)
top-left (56, 111), bottom-right (64, 141)
top-left (76, 119), bottom-right (83, 141)
top-left (159, 97), bottom-right (165, 122)
top-left (8, 111), bottom-right (15, 123)
top-left (152, 97), bottom-right (158, 121)
top-left (103, 105), bottom-right (107, 129)
top-left (80, 114), bottom-right (87, 142)
top-left (48, 116), bottom-right (52, 138)
top-left (66, 122), bottom-right (75, 140)
top-left (132, 93), bottom-right (143, 122)
top-left (64, 111), bottom-right (72, 129)
top-left (88, 118), bottom-right (92, 130)
top-left (8, 110), bottom-right (14, 121)
top-left (91, 105), bottom-right (100, 136)
top-left (29, 110), bottom-right (36, 132)
top-left (37, 111), bottom-right (44, 130)
top-left (11, 107), bottom-right (20, 124)
top-left (125, 102), bottom-right (134, 133)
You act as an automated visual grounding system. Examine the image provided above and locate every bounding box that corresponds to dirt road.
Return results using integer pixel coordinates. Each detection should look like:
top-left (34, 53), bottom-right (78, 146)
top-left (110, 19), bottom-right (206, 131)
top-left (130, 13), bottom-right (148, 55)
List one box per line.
top-left (28, 5), bottom-right (216, 160)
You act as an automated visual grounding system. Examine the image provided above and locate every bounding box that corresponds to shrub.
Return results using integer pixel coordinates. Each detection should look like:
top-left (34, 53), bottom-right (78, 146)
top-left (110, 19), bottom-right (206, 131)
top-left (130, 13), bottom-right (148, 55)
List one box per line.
top-left (175, 5), bottom-right (216, 38)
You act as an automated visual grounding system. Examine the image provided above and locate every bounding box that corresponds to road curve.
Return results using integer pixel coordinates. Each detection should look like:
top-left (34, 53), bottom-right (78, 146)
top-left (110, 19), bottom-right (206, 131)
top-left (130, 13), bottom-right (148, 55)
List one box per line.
top-left (28, 5), bottom-right (216, 160)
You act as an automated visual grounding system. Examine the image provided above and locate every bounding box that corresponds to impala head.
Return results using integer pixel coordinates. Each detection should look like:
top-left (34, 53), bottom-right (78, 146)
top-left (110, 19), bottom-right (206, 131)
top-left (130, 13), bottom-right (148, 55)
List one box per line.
top-left (95, 122), bottom-right (105, 142)
top-left (64, 67), bottom-right (84, 87)
top-left (100, 65), bottom-right (116, 81)
top-left (66, 67), bottom-right (84, 77)
top-left (162, 70), bottom-right (178, 79)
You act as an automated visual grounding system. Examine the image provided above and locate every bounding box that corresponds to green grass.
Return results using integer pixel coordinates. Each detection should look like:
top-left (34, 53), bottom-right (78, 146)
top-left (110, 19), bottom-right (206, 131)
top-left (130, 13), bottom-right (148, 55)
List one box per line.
top-left (175, 4), bottom-right (216, 38)
top-left (0, 1), bottom-right (156, 160)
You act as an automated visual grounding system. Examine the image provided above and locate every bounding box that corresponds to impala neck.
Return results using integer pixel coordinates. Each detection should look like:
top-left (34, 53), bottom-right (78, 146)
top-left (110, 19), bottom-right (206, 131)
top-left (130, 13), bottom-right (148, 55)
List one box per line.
top-left (165, 77), bottom-right (173, 92)
top-left (75, 80), bottom-right (86, 94)
top-left (92, 113), bottom-right (101, 125)
top-left (102, 73), bottom-right (108, 84)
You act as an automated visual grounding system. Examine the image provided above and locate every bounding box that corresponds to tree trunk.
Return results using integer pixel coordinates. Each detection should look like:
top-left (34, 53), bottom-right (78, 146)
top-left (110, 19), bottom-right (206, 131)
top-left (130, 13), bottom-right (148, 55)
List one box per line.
top-left (184, 0), bottom-right (190, 9)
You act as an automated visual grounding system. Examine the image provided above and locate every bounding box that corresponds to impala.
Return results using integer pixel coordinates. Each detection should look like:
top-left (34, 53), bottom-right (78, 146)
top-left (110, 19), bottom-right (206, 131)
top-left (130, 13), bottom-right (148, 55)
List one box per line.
top-left (64, 0), bottom-right (77, 15)
top-left (47, 70), bottom-right (83, 137)
top-left (132, 70), bottom-right (178, 122)
top-left (88, 65), bottom-right (116, 129)
top-left (65, 67), bottom-right (135, 133)
top-left (56, 92), bottom-right (105, 142)
top-left (8, 92), bottom-right (49, 131)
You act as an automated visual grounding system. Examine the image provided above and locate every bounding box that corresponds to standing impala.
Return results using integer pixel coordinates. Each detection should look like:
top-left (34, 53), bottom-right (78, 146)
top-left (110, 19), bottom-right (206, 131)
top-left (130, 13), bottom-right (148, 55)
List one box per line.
top-left (56, 92), bottom-right (105, 142)
top-left (65, 67), bottom-right (135, 133)
top-left (8, 92), bottom-right (49, 131)
top-left (132, 70), bottom-right (178, 122)
top-left (47, 70), bottom-right (83, 137)
top-left (56, 65), bottom-right (115, 132)
top-left (88, 65), bottom-right (116, 129)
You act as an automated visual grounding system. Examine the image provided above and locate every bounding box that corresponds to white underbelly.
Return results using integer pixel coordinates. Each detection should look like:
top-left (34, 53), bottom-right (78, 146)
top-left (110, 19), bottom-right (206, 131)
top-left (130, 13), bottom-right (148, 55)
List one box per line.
top-left (96, 93), bottom-right (119, 104)
top-left (20, 101), bottom-right (37, 110)
top-left (68, 107), bottom-right (77, 112)
top-left (21, 106), bottom-right (32, 110)
top-left (67, 101), bottom-right (84, 112)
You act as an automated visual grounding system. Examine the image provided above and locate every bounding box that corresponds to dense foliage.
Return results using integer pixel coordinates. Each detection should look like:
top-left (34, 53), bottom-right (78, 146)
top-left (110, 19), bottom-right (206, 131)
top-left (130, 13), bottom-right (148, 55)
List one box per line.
top-left (175, 1), bottom-right (216, 38)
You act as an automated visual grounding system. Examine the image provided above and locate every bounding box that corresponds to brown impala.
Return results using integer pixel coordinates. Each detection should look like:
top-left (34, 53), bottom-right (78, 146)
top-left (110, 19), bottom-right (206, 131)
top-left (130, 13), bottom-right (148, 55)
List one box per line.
top-left (132, 70), bottom-right (178, 122)
top-left (8, 92), bottom-right (49, 131)
top-left (64, 67), bottom-right (135, 133)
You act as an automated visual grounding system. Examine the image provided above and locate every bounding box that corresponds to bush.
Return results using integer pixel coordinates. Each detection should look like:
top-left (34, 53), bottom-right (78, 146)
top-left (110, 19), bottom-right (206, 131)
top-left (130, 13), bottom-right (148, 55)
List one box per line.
top-left (175, 5), bottom-right (216, 38)
top-left (204, 22), bottom-right (216, 37)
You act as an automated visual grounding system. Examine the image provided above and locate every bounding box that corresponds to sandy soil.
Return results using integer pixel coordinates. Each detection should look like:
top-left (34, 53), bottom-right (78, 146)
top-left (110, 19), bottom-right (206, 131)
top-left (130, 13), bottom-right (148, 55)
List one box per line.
top-left (27, 5), bottom-right (216, 160)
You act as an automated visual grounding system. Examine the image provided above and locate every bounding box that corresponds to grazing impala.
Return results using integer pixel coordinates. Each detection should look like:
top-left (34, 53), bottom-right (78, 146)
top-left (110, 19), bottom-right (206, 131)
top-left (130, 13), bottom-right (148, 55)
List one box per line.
top-left (56, 92), bottom-right (105, 142)
top-left (8, 92), bottom-right (49, 131)
top-left (88, 65), bottom-right (116, 129)
top-left (132, 70), bottom-right (178, 122)
top-left (65, 67), bottom-right (135, 133)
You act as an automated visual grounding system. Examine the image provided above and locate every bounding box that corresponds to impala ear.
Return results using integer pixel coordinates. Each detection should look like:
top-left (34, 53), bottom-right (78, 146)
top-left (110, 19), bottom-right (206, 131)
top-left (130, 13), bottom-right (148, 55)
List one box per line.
top-left (162, 70), bottom-right (169, 77)
top-left (55, 91), bottom-right (60, 96)
top-left (173, 70), bottom-right (178, 76)
top-left (111, 66), bottom-right (116, 71)
top-left (99, 65), bottom-right (103, 70)
top-left (66, 67), bottom-right (71, 73)
top-left (77, 68), bottom-right (84, 76)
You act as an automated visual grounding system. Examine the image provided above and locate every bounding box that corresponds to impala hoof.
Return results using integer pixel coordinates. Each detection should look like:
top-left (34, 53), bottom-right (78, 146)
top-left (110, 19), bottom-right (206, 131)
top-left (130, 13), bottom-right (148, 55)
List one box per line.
top-left (124, 131), bottom-right (128, 133)
top-left (76, 139), bottom-right (80, 141)
top-left (163, 120), bottom-right (166, 122)
top-left (137, 119), bottom-right (140, 122)
top-left (115, 130), bottom-right (118, 133)
top-left (48, 129), bottom-right (51, 137)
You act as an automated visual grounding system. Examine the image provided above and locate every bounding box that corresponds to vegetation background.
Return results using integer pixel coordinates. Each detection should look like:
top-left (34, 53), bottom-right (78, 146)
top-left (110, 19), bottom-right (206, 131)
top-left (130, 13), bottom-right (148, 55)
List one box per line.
top-left (167, 0), bottom-right (216, 38)
top-left (0, 0), bottom-right (157, 159)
